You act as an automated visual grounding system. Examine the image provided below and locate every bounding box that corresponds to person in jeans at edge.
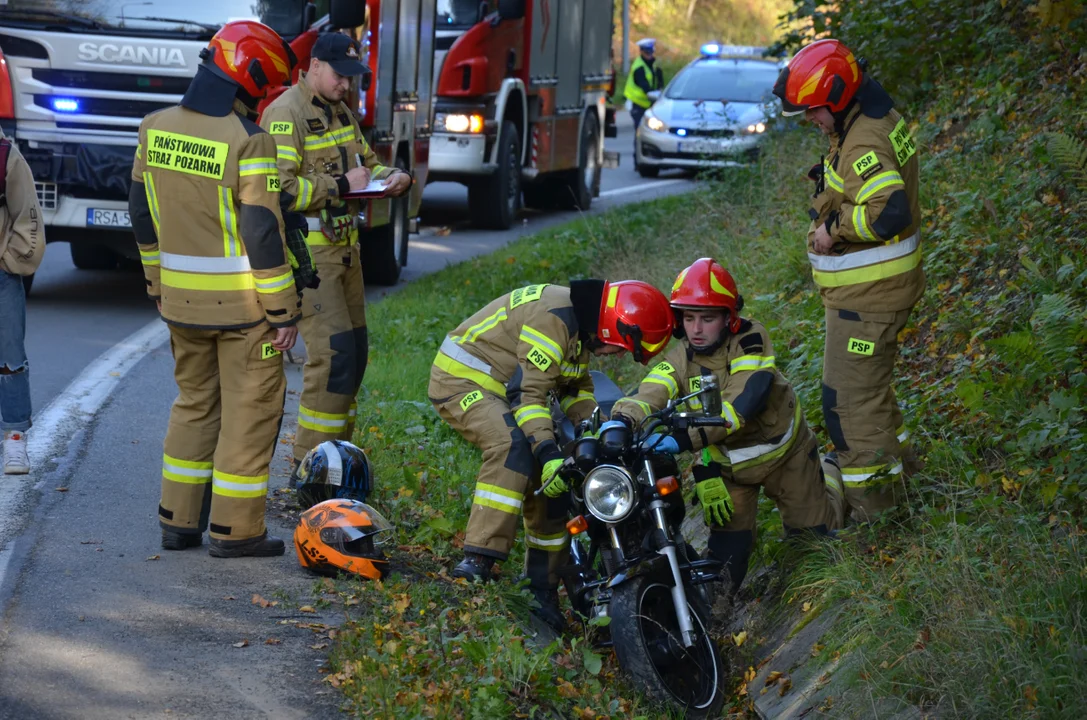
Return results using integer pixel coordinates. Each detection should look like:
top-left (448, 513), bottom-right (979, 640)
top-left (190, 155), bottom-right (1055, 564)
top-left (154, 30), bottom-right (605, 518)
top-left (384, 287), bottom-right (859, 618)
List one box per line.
top-left (0, 127), bottom-right (45, 475)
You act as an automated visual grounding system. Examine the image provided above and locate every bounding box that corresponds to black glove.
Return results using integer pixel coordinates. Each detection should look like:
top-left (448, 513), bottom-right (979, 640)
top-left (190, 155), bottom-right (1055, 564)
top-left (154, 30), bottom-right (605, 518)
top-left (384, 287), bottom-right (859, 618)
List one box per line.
top-left (283, 211), bottom-right (319, 292)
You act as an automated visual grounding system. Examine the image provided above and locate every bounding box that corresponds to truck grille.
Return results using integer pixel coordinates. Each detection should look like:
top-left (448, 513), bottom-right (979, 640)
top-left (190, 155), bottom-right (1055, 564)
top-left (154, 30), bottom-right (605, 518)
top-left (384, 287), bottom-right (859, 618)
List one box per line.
top-left (31, 69), bottom-right (191, 95)
top-left (35, 182), bottom-right (58, 211)
top-left (33, 95), bottom-right (173, 120)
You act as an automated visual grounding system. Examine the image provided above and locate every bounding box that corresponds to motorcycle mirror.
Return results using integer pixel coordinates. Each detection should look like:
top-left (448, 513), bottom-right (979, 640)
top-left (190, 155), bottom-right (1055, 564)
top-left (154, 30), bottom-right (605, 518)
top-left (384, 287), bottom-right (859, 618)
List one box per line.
top-left (699, 375), bottom-right (723, 417)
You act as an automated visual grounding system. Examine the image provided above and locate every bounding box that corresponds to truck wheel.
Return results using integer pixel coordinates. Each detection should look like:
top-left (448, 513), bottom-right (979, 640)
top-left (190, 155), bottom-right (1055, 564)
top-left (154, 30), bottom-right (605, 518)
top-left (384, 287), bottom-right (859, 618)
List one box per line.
top-left (468, 119), bottom-right (521, 230)
top-left (561, 113), bottom-right (600, 210)
top-left (522, 180), bottom-right (560, 211)
top-left (70, 242), bottom-right (118, 271)
top-left (361, 157), bottom-right (410, 287)
top-left (637, 164), bottom-right (660, 179)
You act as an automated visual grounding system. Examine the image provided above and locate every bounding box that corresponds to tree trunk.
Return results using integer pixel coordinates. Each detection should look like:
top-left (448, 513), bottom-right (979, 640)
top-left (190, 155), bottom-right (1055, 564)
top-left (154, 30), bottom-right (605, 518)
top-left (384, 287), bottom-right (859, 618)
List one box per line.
top-left (686, 0), bottom-right (699, 23)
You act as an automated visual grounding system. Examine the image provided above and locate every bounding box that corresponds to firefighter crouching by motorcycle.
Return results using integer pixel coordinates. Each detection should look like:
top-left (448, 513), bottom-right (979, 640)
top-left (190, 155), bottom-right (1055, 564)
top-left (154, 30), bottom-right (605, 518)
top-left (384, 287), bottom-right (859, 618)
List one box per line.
top-left (428, 280), bottom-right (675, 631)
top-left (129, 21), bottom-right (300, 557)
top-left (610, 259), bottom-right (845, 593)
top-left (260, 33), bottom-right (412, 481)
top-left (773, 39), bottom-right (923, 521)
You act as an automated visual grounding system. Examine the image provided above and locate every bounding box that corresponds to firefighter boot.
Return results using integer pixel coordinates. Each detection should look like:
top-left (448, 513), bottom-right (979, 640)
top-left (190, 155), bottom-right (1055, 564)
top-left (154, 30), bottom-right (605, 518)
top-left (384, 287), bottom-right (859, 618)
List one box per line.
top-left (209, 532), bottom-right (286, 558)
top-left (451, 552), bottom-right (495, 583)
top-left (162, 529), bottom-right (203, 550)
top-left (529, 586), bottom-right (565, 634)
top-left (708, 530), bottom-right (754, 594)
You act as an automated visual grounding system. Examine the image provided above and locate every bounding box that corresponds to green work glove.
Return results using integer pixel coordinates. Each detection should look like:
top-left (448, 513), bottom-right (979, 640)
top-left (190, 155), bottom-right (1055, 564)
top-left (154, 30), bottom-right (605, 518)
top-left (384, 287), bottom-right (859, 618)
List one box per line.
top-left (695, 477), bottom-right (734, 527)
top-left (541, 458), bottom-right (567, 499)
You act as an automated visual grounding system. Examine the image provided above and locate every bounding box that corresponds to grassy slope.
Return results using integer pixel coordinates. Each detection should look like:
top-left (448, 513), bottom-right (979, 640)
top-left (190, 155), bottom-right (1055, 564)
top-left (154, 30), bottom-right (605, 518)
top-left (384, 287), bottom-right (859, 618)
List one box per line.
top-left (315, 28), bottom-right (1087, 720)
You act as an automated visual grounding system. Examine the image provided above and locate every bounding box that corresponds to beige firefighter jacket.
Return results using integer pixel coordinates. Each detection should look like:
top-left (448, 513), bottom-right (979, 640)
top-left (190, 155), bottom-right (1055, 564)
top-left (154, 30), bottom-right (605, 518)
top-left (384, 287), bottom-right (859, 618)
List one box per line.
top-left (0, 131), bottom-right (44, 276)
top-left (612, 319), bottom-right (803, 482)
top-left (129, 101), bottom-right (300, 330)
top-left (259, 74), bottom-right (394, 251)
top-left (432, 284), bottom-right (597, 465)
top-left (807, 102), bottom-right (924, 311)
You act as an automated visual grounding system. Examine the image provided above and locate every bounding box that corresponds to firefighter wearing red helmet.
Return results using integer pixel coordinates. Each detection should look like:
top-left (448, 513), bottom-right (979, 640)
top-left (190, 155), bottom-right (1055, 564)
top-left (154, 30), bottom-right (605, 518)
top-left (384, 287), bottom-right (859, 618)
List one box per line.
top-left (427, 279), bottom-right (673, 631)
top-left (130, 21), bottom-right (300, 557)
top-left (773, 39), bottom-right (923, 520)
top-left (612, 259), bottom-right (844, 593)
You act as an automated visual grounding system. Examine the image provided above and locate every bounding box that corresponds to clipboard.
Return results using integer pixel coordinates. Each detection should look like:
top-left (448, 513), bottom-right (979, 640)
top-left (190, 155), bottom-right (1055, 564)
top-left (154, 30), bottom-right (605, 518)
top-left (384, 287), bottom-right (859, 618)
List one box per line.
top-left (342, 178), bottom-right (392, 199)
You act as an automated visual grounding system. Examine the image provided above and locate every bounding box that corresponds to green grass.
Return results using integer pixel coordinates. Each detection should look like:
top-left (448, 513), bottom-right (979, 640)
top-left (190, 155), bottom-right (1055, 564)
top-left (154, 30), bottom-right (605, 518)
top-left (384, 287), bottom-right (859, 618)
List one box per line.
top-left (319, 16), bottom-right (1087, 718)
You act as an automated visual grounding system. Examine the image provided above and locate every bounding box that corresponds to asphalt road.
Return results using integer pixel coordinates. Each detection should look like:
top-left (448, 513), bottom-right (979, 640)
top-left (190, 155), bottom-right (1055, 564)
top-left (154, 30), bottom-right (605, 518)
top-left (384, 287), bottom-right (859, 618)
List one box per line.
top-left (0, 112), bottom-right (696, 718)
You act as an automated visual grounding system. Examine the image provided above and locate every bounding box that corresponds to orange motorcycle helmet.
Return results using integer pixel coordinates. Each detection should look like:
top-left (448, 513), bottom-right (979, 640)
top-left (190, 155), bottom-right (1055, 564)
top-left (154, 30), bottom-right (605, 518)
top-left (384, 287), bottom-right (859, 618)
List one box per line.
top-left (294, 499), bottom-right (393, 580)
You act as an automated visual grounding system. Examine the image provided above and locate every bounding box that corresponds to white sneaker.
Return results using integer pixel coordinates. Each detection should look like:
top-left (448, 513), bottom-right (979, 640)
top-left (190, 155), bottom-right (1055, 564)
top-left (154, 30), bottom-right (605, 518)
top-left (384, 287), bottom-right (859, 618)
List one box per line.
top-left (3, 431), bottom-right (29, 475)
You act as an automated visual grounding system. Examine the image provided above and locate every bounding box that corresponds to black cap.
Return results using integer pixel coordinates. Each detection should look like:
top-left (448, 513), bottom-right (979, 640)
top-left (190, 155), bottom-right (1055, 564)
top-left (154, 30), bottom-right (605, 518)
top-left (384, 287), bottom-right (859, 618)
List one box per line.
top-left (312, 33), bottom-right (367, 77)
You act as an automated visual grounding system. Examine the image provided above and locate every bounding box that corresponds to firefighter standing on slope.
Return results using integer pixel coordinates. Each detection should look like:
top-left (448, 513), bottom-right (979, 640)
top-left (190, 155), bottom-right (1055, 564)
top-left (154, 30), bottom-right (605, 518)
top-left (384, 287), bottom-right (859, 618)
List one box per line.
top-left (611, 259), bottom-right (844, 594)
top-left (772, 40), bottom-right (923, 521)
top-left (428, 280), bottom-right (674, 631)
top-left (260, 33), bottom-right (412, 482)
top-left (129, 21), bottom-right (300, 557)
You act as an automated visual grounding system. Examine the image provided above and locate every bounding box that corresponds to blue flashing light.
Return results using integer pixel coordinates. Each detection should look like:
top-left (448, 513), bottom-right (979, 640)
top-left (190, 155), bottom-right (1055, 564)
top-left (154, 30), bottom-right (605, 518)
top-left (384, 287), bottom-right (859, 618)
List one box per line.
top-left (676, 128), bottom-right (687, 136)
top-left (700, 43), bottom-right (721, 57)
top-left (52, 98), bottom-right (80, 113)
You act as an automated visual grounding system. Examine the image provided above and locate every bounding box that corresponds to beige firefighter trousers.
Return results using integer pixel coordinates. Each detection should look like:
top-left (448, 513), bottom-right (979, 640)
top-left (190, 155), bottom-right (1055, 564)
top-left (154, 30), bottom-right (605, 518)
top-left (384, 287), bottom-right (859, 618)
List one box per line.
top-left (293, 244), bottom-right (368, 463)
top-left (429, 367), bottom-right (570, 589)
top-left (160, 323), bottom-right (286, 541)
top-left (715, 420), bottom-right (844, 537)
top-left (822, 307), bottom-right (920, 521)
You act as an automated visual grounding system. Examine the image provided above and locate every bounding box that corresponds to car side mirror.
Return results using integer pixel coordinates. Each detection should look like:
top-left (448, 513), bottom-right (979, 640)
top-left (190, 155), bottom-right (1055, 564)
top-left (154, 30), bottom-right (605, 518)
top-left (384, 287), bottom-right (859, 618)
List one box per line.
top-left (498, 0), bottom-right (526, 20)
top-left (647, 90), bottom-right (661, 103)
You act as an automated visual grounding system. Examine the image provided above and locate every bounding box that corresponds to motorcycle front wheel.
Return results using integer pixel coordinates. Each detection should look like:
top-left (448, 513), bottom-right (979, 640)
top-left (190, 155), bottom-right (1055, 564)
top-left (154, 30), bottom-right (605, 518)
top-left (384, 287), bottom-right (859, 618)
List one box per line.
top-left (610, 575), bottom-right (726, 717)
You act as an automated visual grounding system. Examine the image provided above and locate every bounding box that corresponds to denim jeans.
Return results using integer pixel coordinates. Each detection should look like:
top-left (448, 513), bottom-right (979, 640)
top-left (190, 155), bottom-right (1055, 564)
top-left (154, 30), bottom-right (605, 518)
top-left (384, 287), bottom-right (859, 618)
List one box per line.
top-left (0, 271), bottom-right (31, 432)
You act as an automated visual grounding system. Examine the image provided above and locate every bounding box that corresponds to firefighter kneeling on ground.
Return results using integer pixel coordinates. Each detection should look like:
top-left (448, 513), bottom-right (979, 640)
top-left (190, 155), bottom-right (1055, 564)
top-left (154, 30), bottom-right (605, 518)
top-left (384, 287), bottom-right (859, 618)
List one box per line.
top-left (129, 21), bottom-right (301, 557)
top-left (260, 33), bottom-right (412, 484)
top-left (610, 258), bottom-right (845, 594)
top-left (428, 280), bottom-right (674, 631)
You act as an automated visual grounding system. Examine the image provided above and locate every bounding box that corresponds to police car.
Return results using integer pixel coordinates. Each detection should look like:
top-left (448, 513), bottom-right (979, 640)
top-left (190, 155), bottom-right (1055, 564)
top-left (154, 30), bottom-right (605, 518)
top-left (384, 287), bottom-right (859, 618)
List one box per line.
top-left (635, 44), bottom-right (784, 177)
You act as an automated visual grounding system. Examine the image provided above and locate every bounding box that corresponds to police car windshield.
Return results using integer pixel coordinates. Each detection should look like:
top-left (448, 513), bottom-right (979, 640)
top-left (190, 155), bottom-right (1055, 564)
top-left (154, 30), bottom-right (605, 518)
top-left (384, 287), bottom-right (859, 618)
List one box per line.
top-left (437, 0), bottom-right (484, 28)
top-left (665, 60), bottom-right (780, 103)
top-left (0, 0), bottom-right (305, 38)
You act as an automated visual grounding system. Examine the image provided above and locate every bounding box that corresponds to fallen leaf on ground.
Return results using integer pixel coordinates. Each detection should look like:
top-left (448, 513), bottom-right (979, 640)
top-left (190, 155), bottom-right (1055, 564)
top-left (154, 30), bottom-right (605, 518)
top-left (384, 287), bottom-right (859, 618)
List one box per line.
top-left (299, 605), bottom-right (316, 613)
top-left (264, 638), bottom-right (281, 645)
top-left (146, 555), bottom-right (160, 561)
top-left (765, 671), bottom-right (783, 686)
top-left (232, 640), bottom-right (249, 648)
top-left (223, 596), bottom-right (236, 601)
top-left (56, 487), bottom-right (69, 493)
top-left (251, 594), bottom-right (279, 608)
top-left (732, 631), bottom-right (747, 647)
top-left (778, 677), bottom-right (792, 696)
top-left (311, 642), bottom-right (329, 650)
top-left (811, 643), bottom-right (825, 656)
top-left (802, 601), bottom-right (812, 612)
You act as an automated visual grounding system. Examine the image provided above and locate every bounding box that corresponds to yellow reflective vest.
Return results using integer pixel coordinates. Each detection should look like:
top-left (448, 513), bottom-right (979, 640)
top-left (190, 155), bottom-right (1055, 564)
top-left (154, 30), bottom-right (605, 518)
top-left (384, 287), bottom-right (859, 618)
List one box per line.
top-left (807, 103), bottom-right (924, 311)
top-left (129, 101), bottom-right (300, 330)
top-left (624, 56), bottom-right (663, 110)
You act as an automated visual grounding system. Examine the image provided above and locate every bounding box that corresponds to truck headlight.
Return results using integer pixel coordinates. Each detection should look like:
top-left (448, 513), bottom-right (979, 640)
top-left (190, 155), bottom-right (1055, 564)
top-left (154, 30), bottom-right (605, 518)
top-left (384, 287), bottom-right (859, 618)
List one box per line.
top-left (646, 114), bottom-right (666, 132)
top-left (583, 465), bottom-right (636, 523)
top-left (437, 112), bottom-right (484, 133)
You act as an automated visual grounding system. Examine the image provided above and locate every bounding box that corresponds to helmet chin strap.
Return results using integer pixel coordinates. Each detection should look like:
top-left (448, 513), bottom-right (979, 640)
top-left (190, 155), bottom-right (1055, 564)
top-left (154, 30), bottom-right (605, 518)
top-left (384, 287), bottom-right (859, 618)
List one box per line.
top-left (689, 334), bottom-right (727, 356)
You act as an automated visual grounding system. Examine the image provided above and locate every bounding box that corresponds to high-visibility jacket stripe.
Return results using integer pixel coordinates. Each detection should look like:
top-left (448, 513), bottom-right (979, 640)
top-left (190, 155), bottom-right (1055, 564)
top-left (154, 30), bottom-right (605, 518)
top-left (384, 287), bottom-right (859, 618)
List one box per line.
top-left (729, 355), bottom-right (776, 373)
top-left (514, 404), bottom-right (551, 426)
top-left (644, 371), bottom-right (679, 398)
top-left (809, 231), bottom-right (921, 288)
top-left (218, 186), bottom-right (241, 257)
top-left (255, 270), bottom-right (294, 294)
top-left (161, 268), bottom-right (254, 291)
top-left (160, 252), bottom-right (251, 273)
top-left (841, 461), bottom-right (904, 486)
top-left (855, 170), bottom-right (904, 204)
top-left (304, 228), bottom-right (358, 246)
top-left (277, 145), bottom-right (301, 164)
top-left (455, 307), bottom-right (508, 343)
top-left (729, 402), bottom-right (801, 470)
top-left (526, 532), bottom-right (568, 550)
top-left (139, 247), bottom-right (160, 267)
top-left (560, 391), bottom-right (595, 412)
top-left (852, 204), bottom-right (879, 242)
top-left (434, 346), bottom-right (506, 396)
top-left (293, 178), bottom-right (314, 210)
top-left (143, 172), bottom-right (161, 235)
top-left (238, 158), bottom-right (277, 176)
top-left (212, 470), bottom-right (269, 498)
top-left (519, 326), bottom-right (563, 363)
top-left (824, 161), bottom-right (844, 192)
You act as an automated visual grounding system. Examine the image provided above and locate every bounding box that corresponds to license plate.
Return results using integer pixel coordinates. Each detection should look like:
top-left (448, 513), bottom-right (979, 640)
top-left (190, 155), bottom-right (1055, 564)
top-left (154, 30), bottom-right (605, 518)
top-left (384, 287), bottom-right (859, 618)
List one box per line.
top-left (678, 140), bottom-right (718, 155)
top-left (86, 208), bottom-right (131, 227)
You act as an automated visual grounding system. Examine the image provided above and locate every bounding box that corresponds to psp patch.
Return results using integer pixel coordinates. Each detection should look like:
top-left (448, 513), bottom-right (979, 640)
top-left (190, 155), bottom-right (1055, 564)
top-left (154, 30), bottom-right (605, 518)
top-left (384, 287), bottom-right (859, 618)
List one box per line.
top-left (459, 390), bottom-right (484, 412)
top-left (267, 176), bottom-right (281, 192)
top-left (269, 121), bottom-right (293, 135)
top-left (526, 346), bottom-right (553, 372)
top-left (261, 342), bottom-right (282, 360)
top-left (847, 337), bottom-right (875, 356)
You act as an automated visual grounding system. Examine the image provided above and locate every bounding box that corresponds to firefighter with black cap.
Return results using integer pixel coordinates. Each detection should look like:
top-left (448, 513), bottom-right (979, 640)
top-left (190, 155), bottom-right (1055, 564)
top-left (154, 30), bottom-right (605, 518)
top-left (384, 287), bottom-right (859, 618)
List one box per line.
top-left (261, 33), bottom-right (413, 483)
top-left (129, 21), bottom-right (300, 557)
top-left (611, 259), bottom-right (844, 594)
top-left (772, 40), bottom-right (923, 520)
top-left (428, 279), bottom-right (675, 631)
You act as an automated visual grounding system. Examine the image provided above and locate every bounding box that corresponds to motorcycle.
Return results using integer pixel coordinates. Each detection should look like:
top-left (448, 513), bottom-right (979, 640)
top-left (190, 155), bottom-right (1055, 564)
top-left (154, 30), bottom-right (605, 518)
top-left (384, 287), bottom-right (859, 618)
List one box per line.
top-left (542, 371), bottom-right (730, 717)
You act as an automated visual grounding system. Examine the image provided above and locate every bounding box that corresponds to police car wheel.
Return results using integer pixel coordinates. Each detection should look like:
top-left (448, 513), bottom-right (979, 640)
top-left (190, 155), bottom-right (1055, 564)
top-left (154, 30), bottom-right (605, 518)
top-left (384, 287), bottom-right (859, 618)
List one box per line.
top-left (637, 164), bottom-right (660, 179)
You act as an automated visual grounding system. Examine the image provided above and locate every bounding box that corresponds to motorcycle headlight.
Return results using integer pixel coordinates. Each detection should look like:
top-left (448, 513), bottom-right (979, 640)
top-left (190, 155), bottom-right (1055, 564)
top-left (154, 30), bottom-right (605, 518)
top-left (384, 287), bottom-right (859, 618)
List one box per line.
top-left (583, 465), bottom-right (636, 522)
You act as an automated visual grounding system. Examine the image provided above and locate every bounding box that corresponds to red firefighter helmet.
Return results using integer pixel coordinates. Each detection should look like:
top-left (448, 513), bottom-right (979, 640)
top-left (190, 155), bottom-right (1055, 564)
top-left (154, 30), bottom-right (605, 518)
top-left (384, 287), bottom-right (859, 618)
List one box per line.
top-left (597, 280), bottom-right (674, 364)
top-left (670, 258), bottom-right (744, 334)
top-left (773, 39), bottom-right (862, 117)
top-left (201, 20), bottom-right (296, 99)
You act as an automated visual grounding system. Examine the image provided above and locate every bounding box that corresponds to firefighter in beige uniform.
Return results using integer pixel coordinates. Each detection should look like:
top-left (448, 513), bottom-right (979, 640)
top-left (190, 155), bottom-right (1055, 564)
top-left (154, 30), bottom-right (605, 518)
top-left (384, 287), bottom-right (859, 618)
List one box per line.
top-left (129, 22), bottom-right (300, 557)
top-left (428, 280), bottom-right (675, 631)
top-left (260, 34), bottom-right (412, 477)
top-left (773, 40), bottom-right (923, 520)
top-left (612, 259), bottom-right (844, 592)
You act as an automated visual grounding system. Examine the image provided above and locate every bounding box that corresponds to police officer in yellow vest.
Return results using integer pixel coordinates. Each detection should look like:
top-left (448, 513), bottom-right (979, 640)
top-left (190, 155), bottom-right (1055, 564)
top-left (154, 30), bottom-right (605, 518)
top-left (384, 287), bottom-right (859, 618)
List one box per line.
top-left (260, 34), bottom-right (412, 480)
top-left (773, 40), bottom-right (923, 520)
top-left (625, 38), bottom-right (665, 161)
top-left (129, 21), bottom-right (300, 557)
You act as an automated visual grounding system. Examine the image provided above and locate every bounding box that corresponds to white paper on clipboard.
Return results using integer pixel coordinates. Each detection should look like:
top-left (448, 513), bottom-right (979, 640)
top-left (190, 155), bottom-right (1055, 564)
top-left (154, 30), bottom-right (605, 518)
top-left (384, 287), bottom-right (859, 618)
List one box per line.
top-left (343, 178), bottom-right (391, 199)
